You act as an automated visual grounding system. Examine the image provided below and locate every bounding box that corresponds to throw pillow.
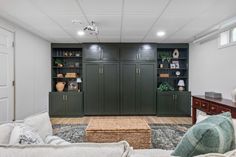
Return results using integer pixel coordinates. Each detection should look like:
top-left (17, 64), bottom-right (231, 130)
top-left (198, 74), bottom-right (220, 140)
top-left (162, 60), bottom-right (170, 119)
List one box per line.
top-left (45, 135), bottom-right (70, 145)
top-left (172, 112), bottom-right (235, 157)
top-left (9, 125), bottom-right (44, 145)
top-left (0, 123), bottom-right (14, 144)
top-left (24, 112), bottom-right (53, 140)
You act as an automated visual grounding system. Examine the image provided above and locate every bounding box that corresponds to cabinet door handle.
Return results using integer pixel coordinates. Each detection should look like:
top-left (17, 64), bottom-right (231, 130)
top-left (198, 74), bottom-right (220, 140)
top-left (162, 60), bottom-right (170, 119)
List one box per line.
top-left (139, 68), bottom-right (141, 74)
top-left (136, 68), bottom-right (139, 74)
top-left (173, 95), bottom-right (175, 100)
top-left (136, 54), bottom-right (139, 60)
top-left (101, 67), bottom-right (103, 74)
top-left (139, 53), bottom-right (141, 60)
top-left (66, 95), bottom-right (68, 101)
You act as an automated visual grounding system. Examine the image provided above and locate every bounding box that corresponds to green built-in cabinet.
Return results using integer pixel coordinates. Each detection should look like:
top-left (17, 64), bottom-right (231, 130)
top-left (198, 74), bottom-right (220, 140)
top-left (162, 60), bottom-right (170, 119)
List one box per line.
top-left (49, 43), bottom-right (191, 117)
top-left (157, 91), bottom-right (191, 116)
top-left (156, 44), bottom-right (191, 116)
top-left (83, 43), bottom-right (157, 115)
top-left (83, 62), bottom-right (120, 115)
top-left (120, 62), bottom-right (156, 115)
top-left (49, 92), bottom-right (83, 117)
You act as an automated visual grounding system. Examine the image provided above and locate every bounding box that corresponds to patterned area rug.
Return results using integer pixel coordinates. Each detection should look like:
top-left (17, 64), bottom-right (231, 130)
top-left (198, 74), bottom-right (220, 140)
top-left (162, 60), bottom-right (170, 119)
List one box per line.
top-left (52, 124), bottom-right (192, 150)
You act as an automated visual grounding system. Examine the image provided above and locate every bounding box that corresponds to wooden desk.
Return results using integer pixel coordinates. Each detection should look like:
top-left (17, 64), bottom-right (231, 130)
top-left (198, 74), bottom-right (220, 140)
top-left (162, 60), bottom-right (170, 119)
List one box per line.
top-left (192, 95), bottom-right (236, 124)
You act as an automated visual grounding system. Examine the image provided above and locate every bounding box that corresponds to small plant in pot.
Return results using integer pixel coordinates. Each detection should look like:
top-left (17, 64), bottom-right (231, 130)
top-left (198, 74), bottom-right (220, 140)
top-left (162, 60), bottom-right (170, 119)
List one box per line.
top-left (157, 82), bottom-right (174, 92)
top-left (160, 53), bottom-right (172, 63)
top-left (55, 59), bottom-right (63, 67)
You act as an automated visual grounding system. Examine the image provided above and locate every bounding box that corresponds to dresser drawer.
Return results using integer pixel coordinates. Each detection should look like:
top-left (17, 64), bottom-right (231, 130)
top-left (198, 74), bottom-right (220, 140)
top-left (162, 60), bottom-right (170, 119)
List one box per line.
top-left (200, 101), bottom-right (209, 112)
top-left (193, 98), bottom-right (201, 108)
top-left (218, 106), bottom-right (231, 113)
top-left (209, 103), bottom-right (218, 113)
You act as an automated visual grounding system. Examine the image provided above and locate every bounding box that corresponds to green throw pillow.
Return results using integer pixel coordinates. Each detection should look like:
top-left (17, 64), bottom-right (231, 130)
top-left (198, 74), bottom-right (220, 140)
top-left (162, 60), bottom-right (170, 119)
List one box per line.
top-left (171, 112), bottom-right (235, 157)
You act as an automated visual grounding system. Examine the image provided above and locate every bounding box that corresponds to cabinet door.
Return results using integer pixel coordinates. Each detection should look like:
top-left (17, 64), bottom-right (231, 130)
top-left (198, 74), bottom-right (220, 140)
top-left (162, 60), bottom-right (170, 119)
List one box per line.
top-left (101, 63), bottom-right (119, 115)
top-left (157, 92), bottom-right (175, 115)
top-left (49, 92), bottom-right (66, 116)
top-left (138, 63), bottom-right (156, 114)
top-left (101, 44), bottom-right (119, 61)
top-left (66, 92), bottom-right (83, 116)
top-left (83, 44), bottom-right (101, 61)
top-left (120, 45), bottom-right (139, 61)
top-left (139, 44), bottom-right (156, 61)
top-left (120, 63), bottom-right (138, 114)
top-left (175, 91), bottom-right (191, 116)
top-left (83, 63), bottom-right (101, 115)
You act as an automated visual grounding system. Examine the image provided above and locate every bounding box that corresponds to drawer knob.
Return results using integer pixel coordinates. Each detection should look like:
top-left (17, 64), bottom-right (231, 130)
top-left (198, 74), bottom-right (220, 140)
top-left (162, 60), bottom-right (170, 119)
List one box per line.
top-left (202, 104), bottom-right (206, 107)
top-left (211, 107), bottom-right (215, 110)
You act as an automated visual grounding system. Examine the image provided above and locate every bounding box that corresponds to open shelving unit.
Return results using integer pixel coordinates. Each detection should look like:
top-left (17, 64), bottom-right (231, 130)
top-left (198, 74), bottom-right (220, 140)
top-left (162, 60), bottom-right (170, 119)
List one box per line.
top-left (157, 44), bottom-right (189, 91)
top-left (51, 44), bottom-right (83, 92)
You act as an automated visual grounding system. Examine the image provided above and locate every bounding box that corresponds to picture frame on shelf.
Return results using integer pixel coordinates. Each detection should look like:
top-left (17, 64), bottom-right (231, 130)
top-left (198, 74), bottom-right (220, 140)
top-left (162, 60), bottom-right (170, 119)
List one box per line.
top-left (172, 61), bottom-right (179, 69)
top-left (68, 81), bottom-right (78, 91)
top-left (170, 64), bottom-right (176, 69)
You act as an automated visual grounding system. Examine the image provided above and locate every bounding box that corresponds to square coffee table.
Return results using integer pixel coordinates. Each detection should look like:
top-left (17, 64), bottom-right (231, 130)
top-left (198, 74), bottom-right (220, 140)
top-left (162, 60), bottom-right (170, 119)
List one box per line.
top-left (85, 118), bottom-right (151, 149)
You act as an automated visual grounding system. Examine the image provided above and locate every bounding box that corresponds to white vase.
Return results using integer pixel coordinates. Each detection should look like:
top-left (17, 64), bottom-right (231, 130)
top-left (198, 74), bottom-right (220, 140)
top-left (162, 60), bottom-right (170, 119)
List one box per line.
top-left (232, 88), bottom-right (236, 103)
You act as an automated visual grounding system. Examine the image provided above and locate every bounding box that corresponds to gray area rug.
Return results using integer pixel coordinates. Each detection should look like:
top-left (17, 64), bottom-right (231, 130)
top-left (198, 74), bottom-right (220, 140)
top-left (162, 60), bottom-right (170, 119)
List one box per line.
top-left (52, 124), bottom-right (191, 150)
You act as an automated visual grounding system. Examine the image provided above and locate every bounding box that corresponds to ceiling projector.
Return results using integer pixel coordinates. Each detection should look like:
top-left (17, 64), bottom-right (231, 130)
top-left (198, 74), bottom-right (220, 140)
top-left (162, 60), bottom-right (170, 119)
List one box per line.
top-left (84, 21), bottom-right (99, 35)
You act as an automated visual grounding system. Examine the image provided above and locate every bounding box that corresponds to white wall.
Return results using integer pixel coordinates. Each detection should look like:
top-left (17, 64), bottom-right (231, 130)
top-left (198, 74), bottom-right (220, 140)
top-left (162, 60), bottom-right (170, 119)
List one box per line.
top-left (0, 18), bottom-right (51, 120)
top-left (189, 39), bottom-right (236, 99)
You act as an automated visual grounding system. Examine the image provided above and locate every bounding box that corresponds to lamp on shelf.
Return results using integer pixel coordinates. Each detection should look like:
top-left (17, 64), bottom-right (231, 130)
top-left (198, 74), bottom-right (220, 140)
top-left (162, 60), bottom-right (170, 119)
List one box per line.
top-left (178, 80), bottom-right (185, 91)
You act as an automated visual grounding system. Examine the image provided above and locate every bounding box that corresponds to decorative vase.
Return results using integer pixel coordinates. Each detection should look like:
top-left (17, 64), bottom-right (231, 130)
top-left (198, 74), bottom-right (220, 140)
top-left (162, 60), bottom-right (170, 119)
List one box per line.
top-left (56, 82), bottom-right (65, 92)
top-left (232, 88), bottom-right (236, 103)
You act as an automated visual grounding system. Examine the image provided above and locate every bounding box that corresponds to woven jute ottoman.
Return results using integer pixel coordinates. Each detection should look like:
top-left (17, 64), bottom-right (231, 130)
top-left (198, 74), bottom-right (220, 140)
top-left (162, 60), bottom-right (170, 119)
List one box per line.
top-left (85, 118), bottom-right (151, 149)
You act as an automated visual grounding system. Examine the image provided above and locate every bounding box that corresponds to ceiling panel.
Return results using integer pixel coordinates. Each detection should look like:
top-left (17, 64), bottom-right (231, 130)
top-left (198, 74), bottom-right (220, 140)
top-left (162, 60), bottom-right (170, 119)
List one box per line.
top-left (0, 0), bottom-right (236, 43)
top-left (77, 0), bottom-right (122, 16)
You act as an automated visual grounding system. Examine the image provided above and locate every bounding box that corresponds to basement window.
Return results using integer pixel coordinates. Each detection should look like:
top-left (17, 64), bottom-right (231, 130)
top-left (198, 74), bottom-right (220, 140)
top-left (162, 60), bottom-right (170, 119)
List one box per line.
top-left (231, 27), bottom-right (236, 42)
top-left (219, 31), bottom-right (230, 46)
top-left (219, 27), bottom-right (236, 48)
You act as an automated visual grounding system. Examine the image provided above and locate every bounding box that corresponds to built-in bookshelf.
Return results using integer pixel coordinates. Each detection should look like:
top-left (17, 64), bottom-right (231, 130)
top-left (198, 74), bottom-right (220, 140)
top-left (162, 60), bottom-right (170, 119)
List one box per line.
top-left (157, 44), bottom-right (189, 91)
top-left (51, 44), bottom-right (83, 92)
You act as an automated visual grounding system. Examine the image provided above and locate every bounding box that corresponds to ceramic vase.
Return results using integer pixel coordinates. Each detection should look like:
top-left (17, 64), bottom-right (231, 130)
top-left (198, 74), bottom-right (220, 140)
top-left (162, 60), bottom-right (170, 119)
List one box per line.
top-left (56, 82), bottom-right (65, 92)
top-left (232, 88), bottom-right (236, 103)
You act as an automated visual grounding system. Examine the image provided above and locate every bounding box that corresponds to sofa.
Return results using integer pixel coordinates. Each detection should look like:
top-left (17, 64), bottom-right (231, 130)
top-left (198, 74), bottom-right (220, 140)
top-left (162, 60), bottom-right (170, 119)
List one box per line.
top-left (0, 112), bottom-right (236, 157)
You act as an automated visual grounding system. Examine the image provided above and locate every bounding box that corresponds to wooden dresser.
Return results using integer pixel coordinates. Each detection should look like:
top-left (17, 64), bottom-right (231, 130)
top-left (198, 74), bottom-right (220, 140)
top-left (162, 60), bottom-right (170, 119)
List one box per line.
top-left (192, 95), bottom-right (236, 124)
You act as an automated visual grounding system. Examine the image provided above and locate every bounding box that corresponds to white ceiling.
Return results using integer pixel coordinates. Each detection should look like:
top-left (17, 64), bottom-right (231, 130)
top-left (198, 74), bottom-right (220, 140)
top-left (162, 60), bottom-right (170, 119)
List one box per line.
top-left (0, 0), bottom-right (236, 43)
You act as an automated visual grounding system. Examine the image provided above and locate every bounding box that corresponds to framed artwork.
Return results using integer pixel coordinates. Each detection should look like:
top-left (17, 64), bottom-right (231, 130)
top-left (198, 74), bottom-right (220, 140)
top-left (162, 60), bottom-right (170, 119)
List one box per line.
top-left (68, 81), bottom-right (78, 91)
top-left (170, 64), bottom-right (176, 69)
top-left (172, 61), bottom-right (179, 69)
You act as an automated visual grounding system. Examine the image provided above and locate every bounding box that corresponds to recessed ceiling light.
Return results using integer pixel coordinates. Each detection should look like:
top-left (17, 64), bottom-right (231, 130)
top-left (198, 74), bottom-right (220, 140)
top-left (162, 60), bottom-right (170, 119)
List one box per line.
top-left (77, 30), bottom-right (85, 36)
top-left (157, 31), bottom-right (166, 37)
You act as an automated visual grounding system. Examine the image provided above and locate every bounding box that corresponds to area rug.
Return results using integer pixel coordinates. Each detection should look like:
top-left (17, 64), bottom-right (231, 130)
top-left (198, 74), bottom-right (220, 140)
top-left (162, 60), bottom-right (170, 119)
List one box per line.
top-left (52, 124), bottom-right (192, 150)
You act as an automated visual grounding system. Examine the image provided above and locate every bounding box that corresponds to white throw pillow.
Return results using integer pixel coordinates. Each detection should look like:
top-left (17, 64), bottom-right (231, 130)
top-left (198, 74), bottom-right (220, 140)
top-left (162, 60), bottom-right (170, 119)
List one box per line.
top-left (9, 125), bottom-right (44, 145)
top-left (24, 112), bottom-right (53, 140)
top-left (0, 123), bottom-right (14, 144)
top-left (45, 135), bottom-right (70, 145)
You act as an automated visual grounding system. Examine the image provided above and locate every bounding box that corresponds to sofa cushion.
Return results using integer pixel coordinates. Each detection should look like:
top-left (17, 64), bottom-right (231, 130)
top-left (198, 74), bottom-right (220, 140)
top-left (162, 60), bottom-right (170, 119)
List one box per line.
top-left (24, 112), bottom-right (52, 140)
top-left (172, 112), bottom-right (235, 157)
top-left (131, 149), bottom-right (172, 157)
top-left (197, 114), bottom-right (236, 143)
top-left (45, 135), bottom-right (70, 145)
top-left (0, 123), bottom-right (14, 144)
top-left (0, 141), bottom-right (131, 157)
top-left (9, 125), bottom-right (44, 145)
top-left (194, 149), bottom-right (236, 157)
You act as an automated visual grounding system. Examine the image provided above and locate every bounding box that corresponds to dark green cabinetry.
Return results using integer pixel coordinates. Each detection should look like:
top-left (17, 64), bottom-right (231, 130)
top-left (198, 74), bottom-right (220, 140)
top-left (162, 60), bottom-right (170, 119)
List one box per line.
top-left (120, 44), bottom-right (156, 61)
top-left (120, 63), bottom-right (138, 114)
top-left (83, 44), bottom-right (119, 61)
top-left (49, 92), bottom-right (83, 117)
top-left (83, 62), bottom-right (119, 115)
top-left (157, 91), bottom-right (191, 116)
top-left (120, 62), bottom-right (156, 115)
top-left (138, 63), bottom-right (156, 114)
